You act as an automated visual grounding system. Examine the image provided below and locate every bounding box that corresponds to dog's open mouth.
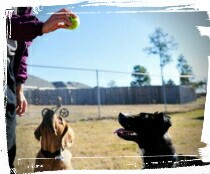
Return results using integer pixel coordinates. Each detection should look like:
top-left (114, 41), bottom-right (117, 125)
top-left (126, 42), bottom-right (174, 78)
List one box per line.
top-left (114, 128), bottom-right (138, 140)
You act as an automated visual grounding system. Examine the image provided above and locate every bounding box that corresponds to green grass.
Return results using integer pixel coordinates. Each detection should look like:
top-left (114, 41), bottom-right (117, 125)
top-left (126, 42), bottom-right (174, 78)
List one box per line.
top-left (14, 97), bottom-right (207, 172)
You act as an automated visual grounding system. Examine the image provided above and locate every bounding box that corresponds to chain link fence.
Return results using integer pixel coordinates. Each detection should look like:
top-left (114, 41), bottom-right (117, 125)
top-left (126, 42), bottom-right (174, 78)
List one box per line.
top-left (23, 65), bottom-right (205, 121)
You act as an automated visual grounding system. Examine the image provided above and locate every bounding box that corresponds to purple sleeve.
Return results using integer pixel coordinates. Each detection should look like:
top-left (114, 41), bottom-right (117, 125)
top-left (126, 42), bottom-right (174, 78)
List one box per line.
top-left (9, 15), bottom-right (44, 41)
top-left (16, 55), bottom-right (28, 84)
top-left (9, 7), bottom-right (44, 84)
top-left (16, 41), bottom-right (32, 84)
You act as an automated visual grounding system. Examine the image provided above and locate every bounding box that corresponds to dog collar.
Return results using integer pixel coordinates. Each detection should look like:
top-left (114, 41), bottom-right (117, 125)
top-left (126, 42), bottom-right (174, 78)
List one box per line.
top-left (41, 148), bottom-right (64, 159)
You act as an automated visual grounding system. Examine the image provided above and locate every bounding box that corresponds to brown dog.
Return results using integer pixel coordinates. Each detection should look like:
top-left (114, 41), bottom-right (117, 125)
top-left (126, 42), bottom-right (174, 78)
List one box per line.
top-left (34, 109), bottom-right (74, 172)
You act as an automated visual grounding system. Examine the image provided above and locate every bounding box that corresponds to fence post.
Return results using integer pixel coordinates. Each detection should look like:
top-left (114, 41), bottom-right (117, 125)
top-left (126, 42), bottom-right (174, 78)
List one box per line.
top-left (96, 70), bottom-right (101, 118)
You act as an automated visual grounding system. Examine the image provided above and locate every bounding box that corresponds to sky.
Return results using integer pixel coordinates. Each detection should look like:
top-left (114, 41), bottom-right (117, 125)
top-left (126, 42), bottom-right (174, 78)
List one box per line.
top-left (26, 3), bottom-right (210, 87)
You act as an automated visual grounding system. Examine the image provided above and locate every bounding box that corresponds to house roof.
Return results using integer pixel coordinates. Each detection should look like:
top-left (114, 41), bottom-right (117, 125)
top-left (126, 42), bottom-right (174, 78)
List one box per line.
top-left (24, 74), bottom-right (91, 89)
top-left (24, 74), bottom-right (55, 89)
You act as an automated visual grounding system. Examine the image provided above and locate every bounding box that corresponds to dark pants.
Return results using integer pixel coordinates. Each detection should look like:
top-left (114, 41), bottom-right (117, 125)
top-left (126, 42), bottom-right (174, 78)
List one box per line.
top-left (6, 39), bottom-right (17, 171)
top-left (6, 89), bottom-right (16, 169)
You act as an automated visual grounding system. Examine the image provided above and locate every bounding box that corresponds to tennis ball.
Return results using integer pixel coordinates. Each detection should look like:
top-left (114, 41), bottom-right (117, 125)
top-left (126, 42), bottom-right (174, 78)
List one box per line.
top-left (68, 16), bottom-right (80, 30)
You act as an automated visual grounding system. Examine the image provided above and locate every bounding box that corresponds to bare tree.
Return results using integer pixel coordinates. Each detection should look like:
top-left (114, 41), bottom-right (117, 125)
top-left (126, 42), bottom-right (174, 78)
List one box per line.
top-left (144, 28), bottom-right (178, 111)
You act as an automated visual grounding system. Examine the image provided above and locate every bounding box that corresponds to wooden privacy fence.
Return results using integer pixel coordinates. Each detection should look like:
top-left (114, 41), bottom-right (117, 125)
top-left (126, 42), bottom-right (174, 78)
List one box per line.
top-left (24, 85), bottom-right (196, 105)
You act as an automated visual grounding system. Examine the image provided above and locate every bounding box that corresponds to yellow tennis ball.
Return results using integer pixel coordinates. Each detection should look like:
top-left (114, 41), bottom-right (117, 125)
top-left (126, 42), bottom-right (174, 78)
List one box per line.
top-left (68, 16), bottom-right (80, 30)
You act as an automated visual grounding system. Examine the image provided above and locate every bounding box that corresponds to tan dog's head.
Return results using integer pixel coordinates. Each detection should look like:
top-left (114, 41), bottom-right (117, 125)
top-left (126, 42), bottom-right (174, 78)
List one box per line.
top-left (34, 109), bottom-right (74, 152)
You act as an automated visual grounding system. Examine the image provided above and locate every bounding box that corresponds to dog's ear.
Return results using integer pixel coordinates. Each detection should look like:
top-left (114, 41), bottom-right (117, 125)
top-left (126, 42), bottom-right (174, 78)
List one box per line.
top-left (156, 112), bottom-right (172, 134)
top-left (34, 125), bottom-right (42, 141)
top-left (62, 124), bottom-right (74, 148)
top-left (154, 111), bottom-right (159, 115)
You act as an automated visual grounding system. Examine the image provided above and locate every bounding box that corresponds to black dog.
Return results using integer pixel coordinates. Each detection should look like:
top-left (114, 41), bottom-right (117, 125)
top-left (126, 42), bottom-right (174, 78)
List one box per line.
top-left (115, 112), bottom-right (209, 169)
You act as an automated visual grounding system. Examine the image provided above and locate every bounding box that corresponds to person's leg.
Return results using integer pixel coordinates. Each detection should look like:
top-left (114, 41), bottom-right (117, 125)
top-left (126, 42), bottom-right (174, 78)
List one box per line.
top-left (6, 99), bottom-right (16, 169)
top-left (8, 145), bottom-right (16, 169)
top-left (6, 39), bottom-right (17, 172)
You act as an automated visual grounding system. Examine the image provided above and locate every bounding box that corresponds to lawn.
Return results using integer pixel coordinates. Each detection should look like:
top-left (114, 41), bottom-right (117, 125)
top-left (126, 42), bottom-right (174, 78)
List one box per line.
top-left (14, 97), bottom-right (207, 173)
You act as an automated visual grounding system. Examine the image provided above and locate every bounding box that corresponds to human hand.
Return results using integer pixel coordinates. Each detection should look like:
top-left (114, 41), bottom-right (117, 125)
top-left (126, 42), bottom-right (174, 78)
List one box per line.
top-left (16, 84), bottom-right (27, 117)
top-left (42, 8), bottom-right (78, 34)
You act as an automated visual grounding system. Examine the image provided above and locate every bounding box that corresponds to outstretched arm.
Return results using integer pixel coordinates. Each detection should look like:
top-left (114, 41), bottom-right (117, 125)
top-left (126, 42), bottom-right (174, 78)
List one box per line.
top-left (8, 8), bottom-right (77, 41)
